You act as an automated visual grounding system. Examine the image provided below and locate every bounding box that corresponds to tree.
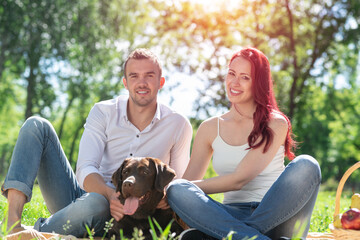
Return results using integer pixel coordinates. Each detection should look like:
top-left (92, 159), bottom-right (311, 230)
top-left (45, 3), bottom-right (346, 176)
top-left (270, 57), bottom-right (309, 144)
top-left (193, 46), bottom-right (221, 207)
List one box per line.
top-left (0, 0), bottom-right (153, 171)
top-left (150, 0), bottom-right (360, 182)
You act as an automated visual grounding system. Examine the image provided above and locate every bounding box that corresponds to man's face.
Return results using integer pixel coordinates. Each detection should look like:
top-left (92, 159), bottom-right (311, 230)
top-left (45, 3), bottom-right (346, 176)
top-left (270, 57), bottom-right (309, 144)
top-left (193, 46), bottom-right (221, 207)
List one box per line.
top-left (123, 58), bottom-right (165, 107)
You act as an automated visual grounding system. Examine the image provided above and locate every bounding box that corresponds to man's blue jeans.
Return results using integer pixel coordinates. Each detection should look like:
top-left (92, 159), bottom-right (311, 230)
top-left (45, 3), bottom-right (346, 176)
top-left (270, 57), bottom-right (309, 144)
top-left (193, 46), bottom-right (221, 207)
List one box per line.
top-left (167, 155), bottom-right (321, 240)
top-left (1, 116), bottom-right (111, 237)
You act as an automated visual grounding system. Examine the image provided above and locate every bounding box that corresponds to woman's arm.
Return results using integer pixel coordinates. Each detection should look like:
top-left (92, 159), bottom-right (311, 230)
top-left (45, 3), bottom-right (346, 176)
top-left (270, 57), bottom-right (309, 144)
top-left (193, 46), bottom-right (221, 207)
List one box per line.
top-left (194, 114), bottom-right (289, 194)
top-left (182, 118), bottom-right (217, 180)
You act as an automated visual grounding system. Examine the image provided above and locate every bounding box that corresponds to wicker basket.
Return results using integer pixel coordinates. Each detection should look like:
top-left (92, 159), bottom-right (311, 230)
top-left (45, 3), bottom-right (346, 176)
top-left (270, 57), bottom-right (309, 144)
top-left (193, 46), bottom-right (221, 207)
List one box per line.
top-left (329, 161), bottom-right (360, 239)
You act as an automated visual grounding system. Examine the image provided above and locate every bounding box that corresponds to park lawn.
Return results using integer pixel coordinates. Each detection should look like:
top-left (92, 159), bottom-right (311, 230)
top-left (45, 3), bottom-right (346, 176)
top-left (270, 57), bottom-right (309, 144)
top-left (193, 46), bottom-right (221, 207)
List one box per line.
top-left (0, 185), bottom-right (353, 234)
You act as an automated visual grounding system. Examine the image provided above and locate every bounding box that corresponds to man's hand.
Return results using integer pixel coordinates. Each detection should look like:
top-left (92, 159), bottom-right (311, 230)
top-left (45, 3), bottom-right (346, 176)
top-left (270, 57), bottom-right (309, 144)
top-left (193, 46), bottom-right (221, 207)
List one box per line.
top-left (156, 194), bottom-right (170, 209)
top-left (83, 173), bottom-right (125, 221)
top-left (109, 192), bottom-right (125, 221)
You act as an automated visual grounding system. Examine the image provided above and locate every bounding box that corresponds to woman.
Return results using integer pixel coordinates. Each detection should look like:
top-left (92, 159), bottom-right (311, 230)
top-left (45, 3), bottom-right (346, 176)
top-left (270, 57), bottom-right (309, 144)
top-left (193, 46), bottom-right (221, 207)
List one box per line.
top-left (166, 47), bottom-right (321, 240)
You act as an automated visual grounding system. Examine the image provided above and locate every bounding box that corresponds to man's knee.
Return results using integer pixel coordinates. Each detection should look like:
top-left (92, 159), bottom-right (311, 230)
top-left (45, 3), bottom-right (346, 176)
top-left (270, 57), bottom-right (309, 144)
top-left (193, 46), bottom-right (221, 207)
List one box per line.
top-left (21, 116), bottom-right (52, 132)
top-left (82, 192), bottom-right (110, 215)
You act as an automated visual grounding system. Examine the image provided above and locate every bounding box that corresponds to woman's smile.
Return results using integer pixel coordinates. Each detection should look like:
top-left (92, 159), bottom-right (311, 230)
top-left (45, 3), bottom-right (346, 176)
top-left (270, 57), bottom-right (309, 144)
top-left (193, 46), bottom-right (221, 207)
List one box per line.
top-left (229, 88), bottom-right (243, 96)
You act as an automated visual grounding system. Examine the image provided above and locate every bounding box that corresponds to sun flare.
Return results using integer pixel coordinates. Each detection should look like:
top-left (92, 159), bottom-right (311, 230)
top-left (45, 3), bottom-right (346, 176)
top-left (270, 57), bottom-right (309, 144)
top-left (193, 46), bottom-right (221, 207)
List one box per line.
top-left (188, 0), bottom-right (241, 12)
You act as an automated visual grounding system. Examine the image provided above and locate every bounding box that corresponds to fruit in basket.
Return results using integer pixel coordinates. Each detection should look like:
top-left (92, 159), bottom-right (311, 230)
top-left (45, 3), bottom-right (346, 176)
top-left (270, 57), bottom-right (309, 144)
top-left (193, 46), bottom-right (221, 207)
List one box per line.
top-left (351, 193), bottom-right (360, 209)
top-left (333, 213), bottom-right (343, 228)
top-left (341, 208), bottom-right (360, 229)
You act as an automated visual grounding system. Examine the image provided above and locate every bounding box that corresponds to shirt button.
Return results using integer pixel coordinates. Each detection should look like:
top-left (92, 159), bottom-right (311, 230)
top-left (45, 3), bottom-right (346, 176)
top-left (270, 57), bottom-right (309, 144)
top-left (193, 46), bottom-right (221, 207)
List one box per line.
top-left (130, 153), bottom-right (133, 156)
top-left (136, 135), bottom-right (139, 138)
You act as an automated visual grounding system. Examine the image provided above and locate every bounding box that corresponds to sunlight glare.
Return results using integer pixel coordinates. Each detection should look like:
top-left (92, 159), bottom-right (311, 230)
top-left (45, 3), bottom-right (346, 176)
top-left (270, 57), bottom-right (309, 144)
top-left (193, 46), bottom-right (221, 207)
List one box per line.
top-left (189, 0), bottom-right (241, 12)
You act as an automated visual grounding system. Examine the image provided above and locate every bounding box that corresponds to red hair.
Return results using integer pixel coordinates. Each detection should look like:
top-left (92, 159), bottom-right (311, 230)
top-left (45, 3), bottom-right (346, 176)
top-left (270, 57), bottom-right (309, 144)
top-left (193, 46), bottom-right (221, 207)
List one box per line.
top-left (229, 47), bottom-right (296, 160)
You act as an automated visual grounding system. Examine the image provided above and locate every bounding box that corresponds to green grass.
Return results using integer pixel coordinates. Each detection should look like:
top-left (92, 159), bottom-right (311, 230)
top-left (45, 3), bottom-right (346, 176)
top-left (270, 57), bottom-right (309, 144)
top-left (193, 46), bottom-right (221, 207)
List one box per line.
top-left (0, 186), bottom-right (353, 235)
top-left (0, 186), bottom-right (51, 227)
top-left (310, 190), bottom-right (352, 232)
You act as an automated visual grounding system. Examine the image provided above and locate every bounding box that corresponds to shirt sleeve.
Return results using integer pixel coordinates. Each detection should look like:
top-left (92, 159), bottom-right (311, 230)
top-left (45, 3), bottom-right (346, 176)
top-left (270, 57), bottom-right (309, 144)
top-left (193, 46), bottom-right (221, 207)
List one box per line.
top-left (169, 118), bottom-right (193, 178)
top-left (76, 104), bottom-right (107, 189)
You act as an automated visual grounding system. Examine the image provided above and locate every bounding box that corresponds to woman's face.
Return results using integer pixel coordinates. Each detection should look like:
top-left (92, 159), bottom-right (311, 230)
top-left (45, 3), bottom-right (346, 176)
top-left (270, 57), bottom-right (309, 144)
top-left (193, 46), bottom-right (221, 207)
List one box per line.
top-left (225, 56), bottom-right (254, 105)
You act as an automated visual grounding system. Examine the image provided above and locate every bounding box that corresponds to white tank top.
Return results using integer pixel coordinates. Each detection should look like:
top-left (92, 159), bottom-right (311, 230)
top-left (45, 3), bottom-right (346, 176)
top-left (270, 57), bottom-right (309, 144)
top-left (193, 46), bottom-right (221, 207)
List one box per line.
top-left (212, 117), bottom-right (285, 204)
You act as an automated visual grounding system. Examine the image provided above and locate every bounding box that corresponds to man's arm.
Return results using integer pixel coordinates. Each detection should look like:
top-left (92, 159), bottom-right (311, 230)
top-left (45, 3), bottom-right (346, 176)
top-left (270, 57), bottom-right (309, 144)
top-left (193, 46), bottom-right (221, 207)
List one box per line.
top-left (157, 117), bottom-right (192, 209)
top-left (76, 103), bottom-right (125, 220)
top-left (83, 173), bottom-right (113, 200)
top-left (76, 104), bottom-right (108, 189)
top-left (83, 173), bottom-right (125, 221)
top-left (168, 118), bottom-right (193, 178)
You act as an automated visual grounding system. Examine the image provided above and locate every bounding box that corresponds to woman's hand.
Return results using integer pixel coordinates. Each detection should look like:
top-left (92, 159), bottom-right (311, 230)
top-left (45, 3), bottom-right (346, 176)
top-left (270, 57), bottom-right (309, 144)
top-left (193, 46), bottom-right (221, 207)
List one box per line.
top-left (109, 191), bottom-right (125, 221)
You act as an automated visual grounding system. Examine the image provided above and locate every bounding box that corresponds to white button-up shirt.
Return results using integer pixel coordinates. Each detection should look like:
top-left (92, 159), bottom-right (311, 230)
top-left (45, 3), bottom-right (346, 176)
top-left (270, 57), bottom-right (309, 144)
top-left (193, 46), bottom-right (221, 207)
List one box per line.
top-left (76, 95), bottom-right (193, 189)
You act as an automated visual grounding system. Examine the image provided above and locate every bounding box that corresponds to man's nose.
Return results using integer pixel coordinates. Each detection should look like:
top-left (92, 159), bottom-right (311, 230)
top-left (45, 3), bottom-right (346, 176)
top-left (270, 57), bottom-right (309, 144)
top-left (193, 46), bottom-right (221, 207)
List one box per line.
top-left (138, 75), bottom-right (148, 85)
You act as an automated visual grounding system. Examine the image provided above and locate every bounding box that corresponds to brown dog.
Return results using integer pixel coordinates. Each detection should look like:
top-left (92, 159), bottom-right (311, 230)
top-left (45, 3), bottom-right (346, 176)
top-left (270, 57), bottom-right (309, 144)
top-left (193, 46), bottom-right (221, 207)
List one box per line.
top-left (108, 157), bottom-right (184, 239)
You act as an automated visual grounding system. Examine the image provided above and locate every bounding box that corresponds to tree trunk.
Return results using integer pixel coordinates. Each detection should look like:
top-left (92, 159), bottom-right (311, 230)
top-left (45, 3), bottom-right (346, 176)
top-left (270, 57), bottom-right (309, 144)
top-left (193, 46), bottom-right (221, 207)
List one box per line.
top-left (68, 119), bottom-right (86, 167)
top-left (24, 29), bottom-right (41, 119)
top-left (25, 66), bottom-right (36, 119)
top-left (58, 96), bottom-right (75, 140)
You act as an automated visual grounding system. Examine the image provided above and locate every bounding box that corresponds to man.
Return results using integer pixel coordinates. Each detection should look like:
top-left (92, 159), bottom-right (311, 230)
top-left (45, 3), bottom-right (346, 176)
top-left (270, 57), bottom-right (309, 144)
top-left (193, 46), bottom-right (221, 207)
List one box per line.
top-left (1, 48), bottom-right (193, 237)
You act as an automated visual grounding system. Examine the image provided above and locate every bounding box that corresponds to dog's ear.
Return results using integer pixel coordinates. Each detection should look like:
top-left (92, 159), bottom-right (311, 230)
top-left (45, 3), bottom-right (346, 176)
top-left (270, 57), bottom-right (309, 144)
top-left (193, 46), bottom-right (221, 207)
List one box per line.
top-left (149, 157), bottom-right (176, 192)
top-left (112, 159), bottom-right (129, 193)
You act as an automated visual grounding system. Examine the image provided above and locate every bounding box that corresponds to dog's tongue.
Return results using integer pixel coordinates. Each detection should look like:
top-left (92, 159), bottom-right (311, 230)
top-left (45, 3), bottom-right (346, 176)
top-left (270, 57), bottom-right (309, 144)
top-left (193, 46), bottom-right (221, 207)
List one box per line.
top-left (124, 197), bottom-right (139, 215)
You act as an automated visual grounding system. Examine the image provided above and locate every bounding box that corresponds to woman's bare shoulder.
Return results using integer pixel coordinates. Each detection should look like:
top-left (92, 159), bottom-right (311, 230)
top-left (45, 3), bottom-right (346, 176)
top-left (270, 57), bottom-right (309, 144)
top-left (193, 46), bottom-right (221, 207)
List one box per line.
top-left (196, 116), bottom-right (219, 138)
top-left (269, 111), bottom-right (289, 132)
top-left (199, 116), bottom-right (218, 127)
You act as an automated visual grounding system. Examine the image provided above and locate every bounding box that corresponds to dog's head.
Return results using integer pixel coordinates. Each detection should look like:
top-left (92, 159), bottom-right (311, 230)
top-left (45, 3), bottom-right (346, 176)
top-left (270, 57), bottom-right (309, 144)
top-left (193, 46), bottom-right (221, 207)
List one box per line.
top-left (111, 157), bottom-right (176, 219)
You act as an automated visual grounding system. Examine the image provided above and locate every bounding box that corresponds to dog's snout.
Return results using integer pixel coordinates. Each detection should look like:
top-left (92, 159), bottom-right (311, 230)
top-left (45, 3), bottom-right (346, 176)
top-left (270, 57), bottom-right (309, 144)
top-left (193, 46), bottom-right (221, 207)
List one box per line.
top-left (123, 176), bottom-right (135, 189)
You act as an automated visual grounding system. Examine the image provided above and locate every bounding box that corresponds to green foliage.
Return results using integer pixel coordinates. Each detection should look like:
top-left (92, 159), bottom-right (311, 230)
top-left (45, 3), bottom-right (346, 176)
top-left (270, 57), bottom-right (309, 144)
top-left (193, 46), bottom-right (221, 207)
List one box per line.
top-left (150, 0), bottom-right (360, 118)
top-left (0, 0), bottom-right (154, 172)
top-left (310, 191), bottom-right (352, 233)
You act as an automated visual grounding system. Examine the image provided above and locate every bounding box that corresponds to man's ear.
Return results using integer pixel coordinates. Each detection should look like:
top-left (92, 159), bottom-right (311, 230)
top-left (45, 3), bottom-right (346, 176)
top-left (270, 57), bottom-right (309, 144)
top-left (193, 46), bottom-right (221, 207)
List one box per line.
top-left (123, 77), bottom-right (128, 90)
top-left (159, 77), bottom-right (165, 90)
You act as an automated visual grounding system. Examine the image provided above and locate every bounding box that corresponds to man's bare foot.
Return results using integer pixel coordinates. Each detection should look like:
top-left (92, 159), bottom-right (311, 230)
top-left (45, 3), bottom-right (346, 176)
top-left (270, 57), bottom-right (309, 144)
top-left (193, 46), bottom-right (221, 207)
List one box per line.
top-left (6, 189), bottom-right (27, 234)
top-left (6, 222), bottom-right (33, 234)
top-left (8, 225), bottom-right (25, 234)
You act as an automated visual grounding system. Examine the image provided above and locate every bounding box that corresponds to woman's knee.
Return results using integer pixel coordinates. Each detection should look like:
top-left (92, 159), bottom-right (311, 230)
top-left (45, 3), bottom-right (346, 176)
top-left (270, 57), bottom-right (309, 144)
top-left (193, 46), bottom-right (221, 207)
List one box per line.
top-left (166, 179), bottom-right (192, 200)
top-left (292, 154), bottom-right (322, 183)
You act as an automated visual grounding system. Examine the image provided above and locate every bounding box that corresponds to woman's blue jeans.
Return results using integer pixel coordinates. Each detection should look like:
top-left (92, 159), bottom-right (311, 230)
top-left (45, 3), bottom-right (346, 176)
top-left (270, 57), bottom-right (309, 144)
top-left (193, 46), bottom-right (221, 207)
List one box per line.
top-left (167, 155), bottom-right (321, 240)
top-left (1, 116), bottom-right (111, 237)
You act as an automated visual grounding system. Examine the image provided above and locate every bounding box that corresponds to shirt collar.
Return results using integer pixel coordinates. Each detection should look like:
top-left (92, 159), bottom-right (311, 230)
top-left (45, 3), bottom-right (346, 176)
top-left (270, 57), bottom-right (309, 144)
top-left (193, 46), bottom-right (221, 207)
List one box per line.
top-left (117, 95), bottom-right (129, 123)
top-left (117, 95), bottom-right (161, 124)
top-left (153, 102), bottom-right (161, 122)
